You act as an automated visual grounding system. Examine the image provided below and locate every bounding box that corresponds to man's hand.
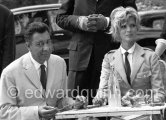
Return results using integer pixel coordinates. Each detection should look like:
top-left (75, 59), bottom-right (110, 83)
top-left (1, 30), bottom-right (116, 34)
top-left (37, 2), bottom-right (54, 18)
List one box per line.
top-left (60, 97), bottom-right (75, 111)
top-left (38, 106), bottom-right (59, 119)
top-left (78, 16), bottom-right (97, 32)
top-left (73, 95), bottom-right (88, 109)
top-left (88, 14), bottom-right (108, 31)
top-left (78, 14), bottom-right (108, 32)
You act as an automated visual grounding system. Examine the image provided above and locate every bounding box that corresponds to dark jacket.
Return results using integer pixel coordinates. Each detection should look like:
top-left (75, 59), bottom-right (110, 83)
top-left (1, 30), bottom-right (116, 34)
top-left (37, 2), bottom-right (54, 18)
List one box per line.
top-left (0, 4), bottom-right (15, 74)
top-left (56, 0), bottom-right (137, 71)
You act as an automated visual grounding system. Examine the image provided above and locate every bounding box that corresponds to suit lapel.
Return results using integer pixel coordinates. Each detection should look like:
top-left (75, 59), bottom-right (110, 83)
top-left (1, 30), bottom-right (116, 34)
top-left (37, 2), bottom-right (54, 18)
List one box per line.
top-left (46, 55), bottom-right (54, 92)
top-left (22, 53), bottom-right (43, 95)
top-left (131, 43), bottom-right (144, 84)
top-left (113, 49), bottom-right (130, 86)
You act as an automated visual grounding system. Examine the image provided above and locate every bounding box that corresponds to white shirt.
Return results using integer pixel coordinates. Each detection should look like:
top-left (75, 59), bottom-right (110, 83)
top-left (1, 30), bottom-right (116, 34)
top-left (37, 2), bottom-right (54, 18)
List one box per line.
top-left (120, 44), bottom-right (136, 76)
top-left (29, 52), bottom-right (47, 78)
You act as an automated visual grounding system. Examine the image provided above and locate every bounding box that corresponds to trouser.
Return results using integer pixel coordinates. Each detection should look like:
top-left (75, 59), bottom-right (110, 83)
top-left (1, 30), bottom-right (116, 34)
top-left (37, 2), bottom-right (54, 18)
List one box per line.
top-left (67, 48), bottom-right (100, 105)
top-left (67, 38), bottom-right (119, 104)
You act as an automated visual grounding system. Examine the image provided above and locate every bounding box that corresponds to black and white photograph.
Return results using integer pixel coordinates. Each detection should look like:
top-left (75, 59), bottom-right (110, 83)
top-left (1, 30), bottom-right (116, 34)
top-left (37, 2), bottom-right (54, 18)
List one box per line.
top-left (0, 0), bottom-right (166, 120)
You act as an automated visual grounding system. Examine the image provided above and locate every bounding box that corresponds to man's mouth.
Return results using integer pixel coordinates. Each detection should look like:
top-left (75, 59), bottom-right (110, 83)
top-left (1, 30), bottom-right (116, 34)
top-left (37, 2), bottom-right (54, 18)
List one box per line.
top-left (42, 53), bottom-right (49, 56)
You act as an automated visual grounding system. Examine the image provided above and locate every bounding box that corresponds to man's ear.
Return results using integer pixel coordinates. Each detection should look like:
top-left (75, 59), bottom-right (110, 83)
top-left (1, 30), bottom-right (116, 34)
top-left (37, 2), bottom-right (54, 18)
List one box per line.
top-left (25, 42), bottom-right (30, 51)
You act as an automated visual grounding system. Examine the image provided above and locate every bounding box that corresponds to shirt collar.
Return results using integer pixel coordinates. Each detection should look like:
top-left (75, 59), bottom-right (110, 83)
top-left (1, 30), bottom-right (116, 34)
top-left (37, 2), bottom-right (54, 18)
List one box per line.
top-left (29, 52), bottom-right (47, 70)
top-left (120, 43), bottom-right (136, 54)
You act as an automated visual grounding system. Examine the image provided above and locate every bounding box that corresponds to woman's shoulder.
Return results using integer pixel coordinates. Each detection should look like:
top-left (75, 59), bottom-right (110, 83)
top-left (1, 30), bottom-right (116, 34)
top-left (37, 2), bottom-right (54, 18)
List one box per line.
top-left (142, 47), bottom-right (160, 60)
top-left (107, 49), bottom-right (117, 54)
top-left (103, 49), bottom-right (118, 62)
top-left (142, 47), bottom-right (154, 52)
top-left (142, 47), bottom-right (156, 55)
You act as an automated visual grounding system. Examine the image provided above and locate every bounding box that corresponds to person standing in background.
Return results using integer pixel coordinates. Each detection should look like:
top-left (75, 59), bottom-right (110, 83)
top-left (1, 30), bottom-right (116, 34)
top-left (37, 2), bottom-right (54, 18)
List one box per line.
top-left (155, 16), bottom-right (166, 59)
top-left (0, 4), bottom-right (15, 75)
top-left (56, 0), bottom-right (137, 104)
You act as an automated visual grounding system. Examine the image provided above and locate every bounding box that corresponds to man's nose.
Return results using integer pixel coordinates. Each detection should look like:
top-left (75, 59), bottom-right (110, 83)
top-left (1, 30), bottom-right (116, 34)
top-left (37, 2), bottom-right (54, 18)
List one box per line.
top-left (43, 44), bottom-right (50, 51)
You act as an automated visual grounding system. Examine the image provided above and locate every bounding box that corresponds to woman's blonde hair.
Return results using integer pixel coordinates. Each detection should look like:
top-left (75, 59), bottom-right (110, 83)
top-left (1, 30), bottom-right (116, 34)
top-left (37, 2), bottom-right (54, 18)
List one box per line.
top-left (110, 7), bottom-right (140, 42)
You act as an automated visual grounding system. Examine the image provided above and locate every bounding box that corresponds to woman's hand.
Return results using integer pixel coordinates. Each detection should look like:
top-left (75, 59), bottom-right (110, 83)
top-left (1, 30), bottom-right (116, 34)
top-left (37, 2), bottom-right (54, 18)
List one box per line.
top-left (73, 95), bottom-right (88, 109)
top-left (92, 97), bottom-right (106, 106)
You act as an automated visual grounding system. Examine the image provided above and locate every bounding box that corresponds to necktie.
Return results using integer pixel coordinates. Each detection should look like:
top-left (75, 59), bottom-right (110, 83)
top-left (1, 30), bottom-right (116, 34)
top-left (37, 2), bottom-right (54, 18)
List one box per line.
top-left (124, 52), bottom-right (131, 85)
top-left (40, 64), bottom-right (47, 90)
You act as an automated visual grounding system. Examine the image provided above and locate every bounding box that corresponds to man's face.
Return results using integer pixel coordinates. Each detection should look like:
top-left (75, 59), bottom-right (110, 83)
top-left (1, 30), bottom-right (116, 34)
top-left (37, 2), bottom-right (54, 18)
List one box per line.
top-left (27, 31), bottom-right (52, 64)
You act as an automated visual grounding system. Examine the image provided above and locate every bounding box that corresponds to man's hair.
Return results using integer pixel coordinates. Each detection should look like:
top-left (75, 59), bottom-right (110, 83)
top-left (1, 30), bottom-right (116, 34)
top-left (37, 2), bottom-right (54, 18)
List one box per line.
top-left (110, 7), bottom-right (140, 42)
top-left (24, 22), bottom-right (50, 44)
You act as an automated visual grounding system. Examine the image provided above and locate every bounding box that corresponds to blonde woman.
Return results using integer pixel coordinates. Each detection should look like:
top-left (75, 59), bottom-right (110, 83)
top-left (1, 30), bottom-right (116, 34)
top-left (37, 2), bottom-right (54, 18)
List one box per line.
top-left (93, 7), bottom-right (165, 120)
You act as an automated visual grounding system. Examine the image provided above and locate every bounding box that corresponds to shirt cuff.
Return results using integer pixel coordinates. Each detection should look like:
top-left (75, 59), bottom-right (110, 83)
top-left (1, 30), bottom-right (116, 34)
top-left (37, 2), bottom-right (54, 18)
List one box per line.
top-left (104, 17), bottom-right (111, 33)
top-left (77, 16), bottom-right (88, 30)
top-left (20, 106), bottom-right (39, 120)
top-left (155, 38), bottom-right (166, 45)
top-left (105, 17), bottom-right (110, 28)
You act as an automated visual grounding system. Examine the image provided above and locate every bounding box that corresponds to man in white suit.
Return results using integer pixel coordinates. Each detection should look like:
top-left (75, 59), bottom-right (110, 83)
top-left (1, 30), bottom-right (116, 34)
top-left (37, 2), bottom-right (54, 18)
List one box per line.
top-left (0, 22), bottom-right (86, 120)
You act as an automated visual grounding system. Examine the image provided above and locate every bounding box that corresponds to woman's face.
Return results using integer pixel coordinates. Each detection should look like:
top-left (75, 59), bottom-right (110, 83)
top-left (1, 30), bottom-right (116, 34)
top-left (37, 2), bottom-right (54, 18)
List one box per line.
top-left (119, 17), bottom-right (138, 44)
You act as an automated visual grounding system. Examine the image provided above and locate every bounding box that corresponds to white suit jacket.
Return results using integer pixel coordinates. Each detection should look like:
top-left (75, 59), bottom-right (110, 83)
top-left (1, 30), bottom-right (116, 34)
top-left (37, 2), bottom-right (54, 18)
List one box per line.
top-left (97, 43), bottom-right (165, 101)
top-left (0, 53), bottom-right (68, 120)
